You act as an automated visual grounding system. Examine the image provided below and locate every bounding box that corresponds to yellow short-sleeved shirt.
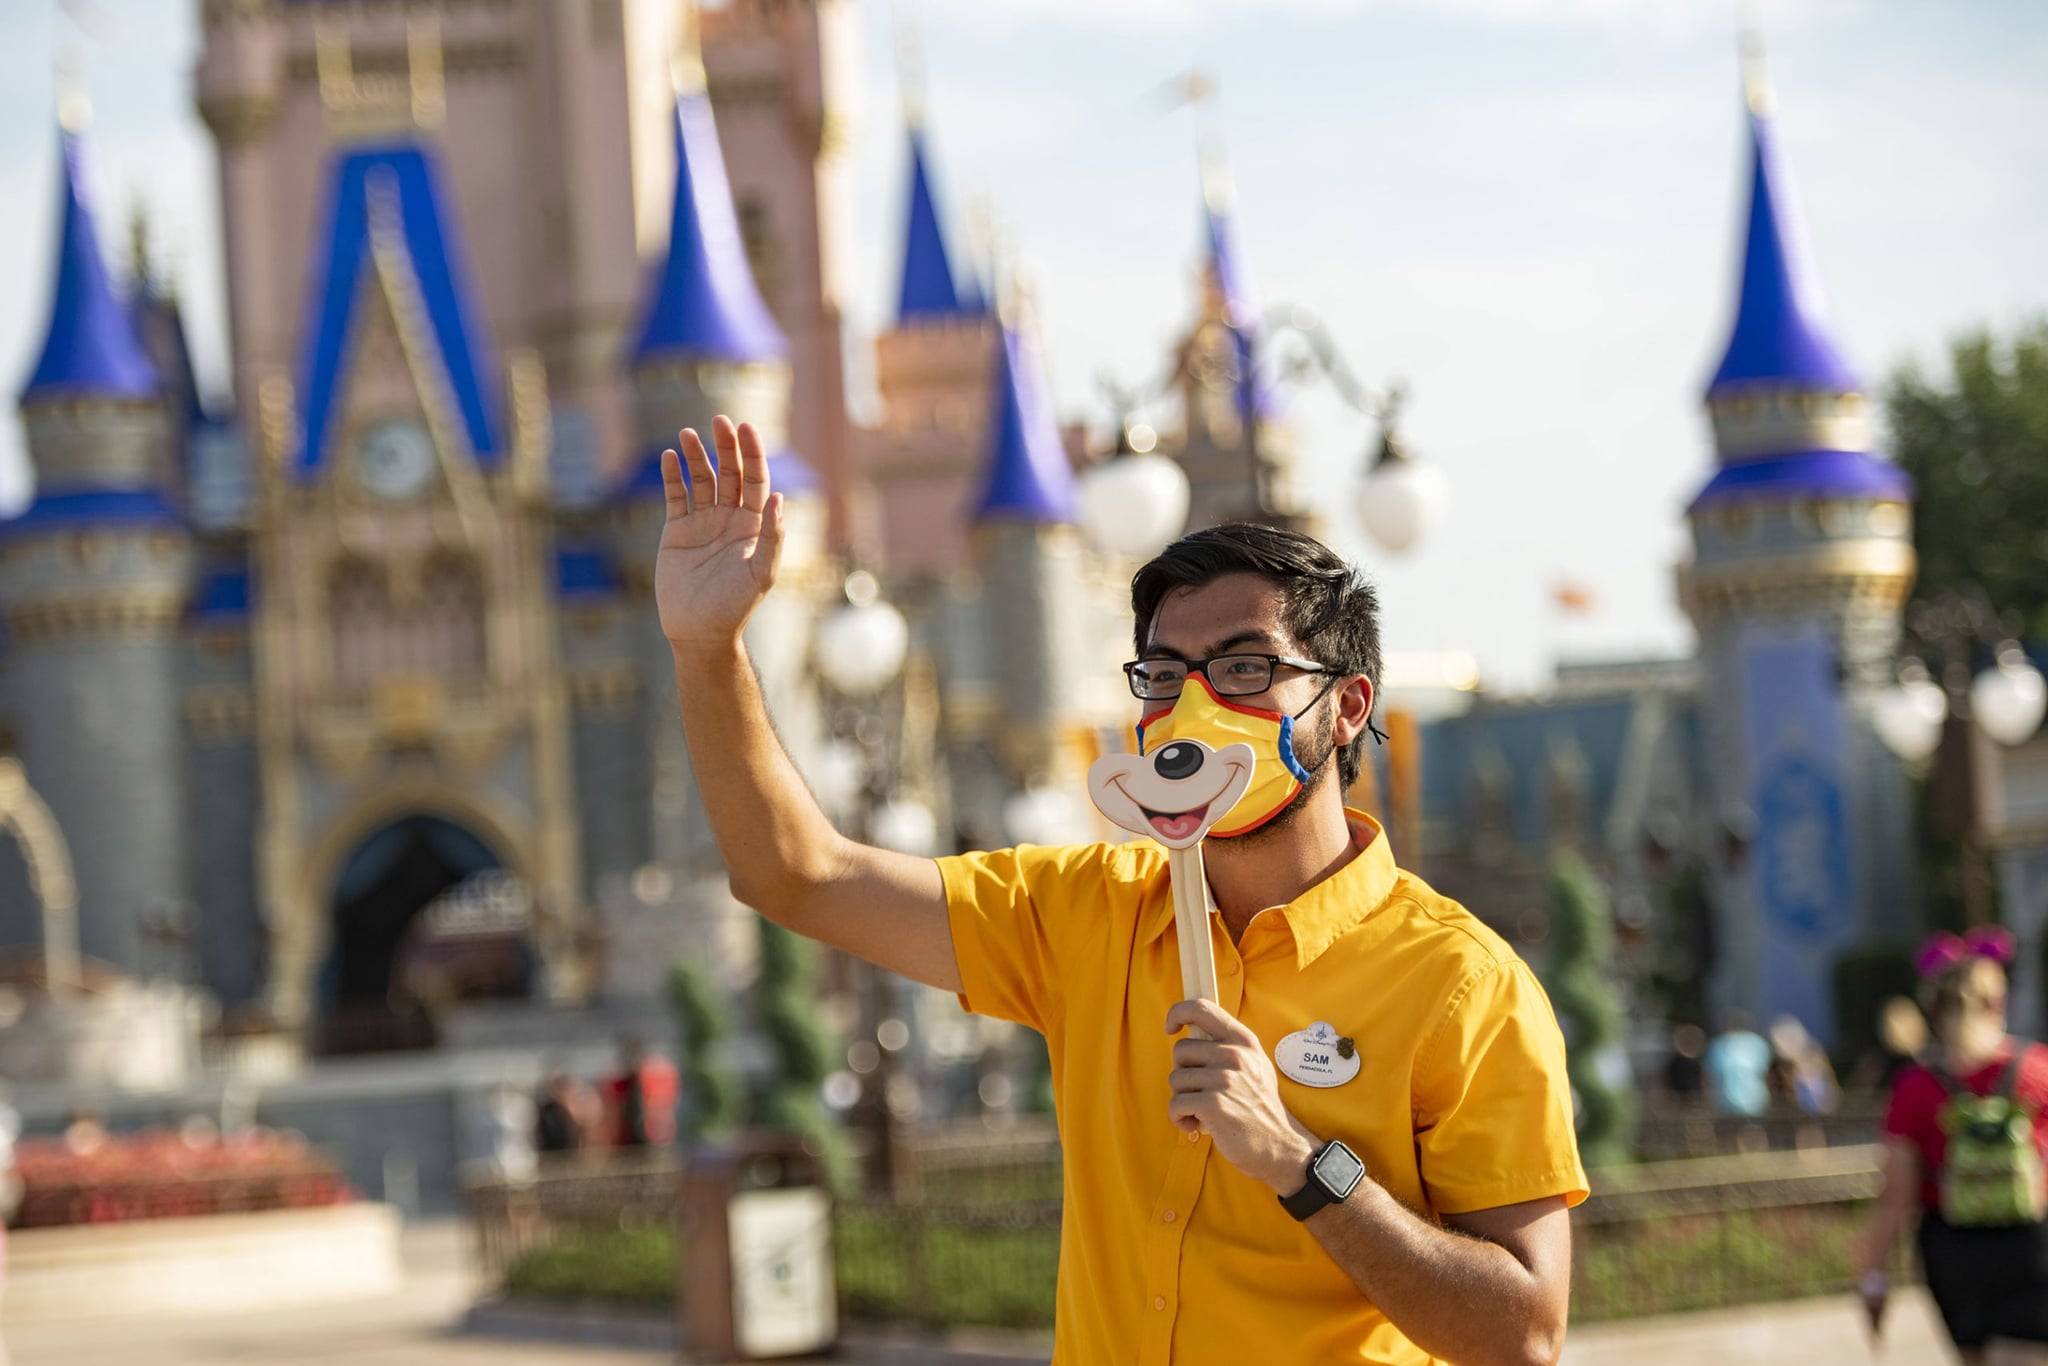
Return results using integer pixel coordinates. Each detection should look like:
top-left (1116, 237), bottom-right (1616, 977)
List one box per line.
top-left (939, 811), bottom-right (1588, 1366)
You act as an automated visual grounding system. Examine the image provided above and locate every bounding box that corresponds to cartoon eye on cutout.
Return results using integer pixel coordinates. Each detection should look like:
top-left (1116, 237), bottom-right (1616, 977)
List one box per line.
top-left (1087, 738), bottom-right (1258, 851)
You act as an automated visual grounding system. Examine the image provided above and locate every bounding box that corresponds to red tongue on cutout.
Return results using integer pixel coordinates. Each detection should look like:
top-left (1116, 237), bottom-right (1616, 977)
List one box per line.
top-left (1148, 807), bottom-right (1207, 842)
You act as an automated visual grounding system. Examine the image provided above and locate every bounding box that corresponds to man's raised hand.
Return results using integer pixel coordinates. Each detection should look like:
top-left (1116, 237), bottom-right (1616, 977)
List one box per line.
top-left (655, 416), bottom-right (785, 652)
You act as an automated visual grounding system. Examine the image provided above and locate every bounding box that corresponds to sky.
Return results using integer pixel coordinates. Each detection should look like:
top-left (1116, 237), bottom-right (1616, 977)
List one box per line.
top-left (3, 0), bottom-right (2046, 693)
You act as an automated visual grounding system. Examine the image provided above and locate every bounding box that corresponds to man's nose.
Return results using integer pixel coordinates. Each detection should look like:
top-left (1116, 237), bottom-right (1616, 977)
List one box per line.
top-left (1153, 742), bottom-right (1205, 781)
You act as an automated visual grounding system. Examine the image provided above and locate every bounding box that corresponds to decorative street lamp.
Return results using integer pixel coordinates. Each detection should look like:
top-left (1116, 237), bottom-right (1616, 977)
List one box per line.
top-left (1354, 388), bottom-right (1445, 556)
top-left (1874, 590), bottom-right (2048, 925)
top-left (811, 568), bottom-right (921, 1195)
top-left (1078, 418), bottom-right (1191, 560)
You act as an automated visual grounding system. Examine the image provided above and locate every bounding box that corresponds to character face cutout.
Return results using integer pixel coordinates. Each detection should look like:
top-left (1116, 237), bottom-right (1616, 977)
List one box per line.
top-left (1087, 735), bottom-right (1257, 851)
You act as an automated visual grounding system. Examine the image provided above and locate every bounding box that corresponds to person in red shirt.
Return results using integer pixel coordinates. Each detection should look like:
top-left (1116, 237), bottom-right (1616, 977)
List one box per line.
top-left (603, 1036), bottom-right (679, 1150)
top-left (1856, 928), bottom-right (2048, 1363)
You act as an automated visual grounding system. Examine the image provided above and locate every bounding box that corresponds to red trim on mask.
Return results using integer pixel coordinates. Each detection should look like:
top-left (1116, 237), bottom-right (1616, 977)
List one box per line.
top-left (1136, 672), bottom-right (1288, 745)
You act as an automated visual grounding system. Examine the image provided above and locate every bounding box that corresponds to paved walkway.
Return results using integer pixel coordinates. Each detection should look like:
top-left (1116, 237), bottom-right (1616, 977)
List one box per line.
top-left (2, 1217), bottom-right (1960, 1365)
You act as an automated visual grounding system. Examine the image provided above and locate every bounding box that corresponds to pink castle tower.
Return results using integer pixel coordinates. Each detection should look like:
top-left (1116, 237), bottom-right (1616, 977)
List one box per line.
top-left (698, 0), bottom-right (860, 544)
top-left (850, 111), bottom-right (999, 576)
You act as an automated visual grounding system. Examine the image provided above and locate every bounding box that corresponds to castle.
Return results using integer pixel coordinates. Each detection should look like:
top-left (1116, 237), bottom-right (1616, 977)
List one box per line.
top-left (0, 0), bottom-right (1305, 1058)
top-left (0, 2), bottom-right (1951, 1068)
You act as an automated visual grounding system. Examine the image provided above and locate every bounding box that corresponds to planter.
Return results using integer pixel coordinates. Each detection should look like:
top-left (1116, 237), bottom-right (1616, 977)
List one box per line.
top-left (2, 1202), bottom-right (402, 1323)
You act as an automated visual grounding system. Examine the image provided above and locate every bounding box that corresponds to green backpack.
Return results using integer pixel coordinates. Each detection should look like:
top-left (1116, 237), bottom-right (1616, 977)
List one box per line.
top-left (1935, 1050), bottom-right (2047, 1228)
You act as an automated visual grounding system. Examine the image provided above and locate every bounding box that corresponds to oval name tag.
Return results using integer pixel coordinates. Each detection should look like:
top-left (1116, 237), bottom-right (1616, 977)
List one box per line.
top-left (1275, 1020), bottom-right (1360, 1088)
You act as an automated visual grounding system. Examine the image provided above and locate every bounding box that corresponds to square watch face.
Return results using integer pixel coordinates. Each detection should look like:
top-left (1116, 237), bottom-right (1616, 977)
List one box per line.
top-left (1314, 1143), bottom-right (1366, 1198)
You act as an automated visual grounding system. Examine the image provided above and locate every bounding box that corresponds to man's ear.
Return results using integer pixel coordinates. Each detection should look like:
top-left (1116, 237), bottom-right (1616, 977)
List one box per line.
top-left (1333, 675), bottom-right (1374, 746)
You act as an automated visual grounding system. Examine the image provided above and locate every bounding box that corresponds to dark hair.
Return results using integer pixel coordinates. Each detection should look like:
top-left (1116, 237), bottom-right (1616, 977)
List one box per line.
top-left (1130, 523), bottom-right (1383, 789)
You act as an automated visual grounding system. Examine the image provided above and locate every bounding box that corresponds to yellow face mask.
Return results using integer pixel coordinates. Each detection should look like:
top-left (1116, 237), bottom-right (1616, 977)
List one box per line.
top-left (1136, 673), bottom-right (1321, 838)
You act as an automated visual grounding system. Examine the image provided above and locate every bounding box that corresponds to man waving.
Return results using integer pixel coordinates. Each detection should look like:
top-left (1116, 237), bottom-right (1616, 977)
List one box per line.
top-left (655, 416), bottom-right (1585, 1366)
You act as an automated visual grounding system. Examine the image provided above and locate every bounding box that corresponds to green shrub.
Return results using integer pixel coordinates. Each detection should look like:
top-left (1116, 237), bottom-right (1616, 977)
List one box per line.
top-left (503, 1223), bottom-right (676, 1307)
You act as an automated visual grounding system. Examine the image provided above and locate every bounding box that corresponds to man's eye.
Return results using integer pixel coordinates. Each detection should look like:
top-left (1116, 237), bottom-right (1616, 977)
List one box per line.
top-left (1222, 659), bottom-right (1264, 677)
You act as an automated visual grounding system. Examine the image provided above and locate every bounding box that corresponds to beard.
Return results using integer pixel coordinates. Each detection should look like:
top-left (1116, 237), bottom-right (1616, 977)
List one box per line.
top-left (1226, 694), bottom-right (1339, 844)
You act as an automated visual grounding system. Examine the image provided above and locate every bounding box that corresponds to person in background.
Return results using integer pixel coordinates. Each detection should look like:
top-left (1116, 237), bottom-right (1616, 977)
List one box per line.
top-left (1856, 928), bottom-right (2048, 1363)
top-left (535, 1070), bottom-right (596, 1157)
top-left (1704, 1012), bottom-right (1772, 1119)
top-left (1665, 1023), bottom-right (1707, 1108)
top-left (606, 1037), bottom-right (679, 1150)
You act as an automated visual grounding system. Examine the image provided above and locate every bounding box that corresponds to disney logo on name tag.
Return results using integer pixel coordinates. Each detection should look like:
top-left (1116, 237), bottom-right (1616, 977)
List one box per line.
top-left (1275, 1020), bottom-right (1360, 1088)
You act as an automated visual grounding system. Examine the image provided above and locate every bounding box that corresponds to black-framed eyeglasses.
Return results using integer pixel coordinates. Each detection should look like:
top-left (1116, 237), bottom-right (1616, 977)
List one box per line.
top-left (1123, 653), bottom-right (1333, 701)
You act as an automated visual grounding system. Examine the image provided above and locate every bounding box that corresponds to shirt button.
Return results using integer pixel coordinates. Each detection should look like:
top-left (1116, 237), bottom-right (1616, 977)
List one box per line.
top-left (1162, 1208), bottom-right (1177, 1223)
top-left (1153, 1296), bottom-right (1167, 1311)
top-left (1225, 958), bottom-right (1240, 975)
top-left (1188, 1130), bottom-right (1202, 1143)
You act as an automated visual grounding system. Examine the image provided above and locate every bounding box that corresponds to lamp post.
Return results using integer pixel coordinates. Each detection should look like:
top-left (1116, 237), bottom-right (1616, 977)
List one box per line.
top-left (1873, 590), bottom-right (2048, 926)
top-left (1228, 307), bottom-right (1444, 555)
top-left (812, 569), bottom-right (929, 1196)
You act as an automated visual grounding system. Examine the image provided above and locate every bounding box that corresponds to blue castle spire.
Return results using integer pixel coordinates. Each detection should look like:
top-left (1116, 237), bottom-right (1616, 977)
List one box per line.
top-left (20, 128), bottom-right (157, 404)
top-left (1706, 78), bottom-right (1857, 398)
top-left (630, 90), bottom-right (786, 365)
top-left (972, 325), bottom-right (1075, 524)
top-left (1690, 49), bottom-right (1908, 512)
top-left (897, 127), bottom-right (980, 323)
top-left (295, 142), bottom-right (503, 480)
top-left (1200, 145), bottom-right (1278, 425)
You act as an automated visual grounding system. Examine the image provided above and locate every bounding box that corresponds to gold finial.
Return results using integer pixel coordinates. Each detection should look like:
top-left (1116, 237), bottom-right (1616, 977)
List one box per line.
top-left (1739, 25), bottom-right (1777, 118)
top-left (1199, 131), bottom-right (1235, 215)
top-left (897, 16), bottom-right (926, 130)
top-left (671, 1), bottom-right (706, 96)
top-left (55, 38), bottom-right (91, 132)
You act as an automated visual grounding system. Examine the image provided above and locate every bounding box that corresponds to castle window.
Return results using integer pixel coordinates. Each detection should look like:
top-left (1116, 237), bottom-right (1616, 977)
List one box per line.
top-left (413, 551), bottom-right (487, 680)
top-left (328, 557), bottom-right (392, 696)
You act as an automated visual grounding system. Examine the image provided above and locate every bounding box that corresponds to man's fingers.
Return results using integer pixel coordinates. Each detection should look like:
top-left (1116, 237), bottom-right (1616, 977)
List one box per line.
top-left (660, 447), bottom-right (691, 518)
top-left (1172, 1039), bottom-right (1229, 1070)
top-left (1166, 998), bottom-right (1250, 1045)
top-left (680, 429), bottom-right (716, 504)
top-left (1167, 1093), bottom-right (1213, 1129)
top-left (712, 414), bottom-right (743, 508)
top-left (753, 493), bottom-right (787, 588)
top-left (736, 420), bottom-right (771, 513)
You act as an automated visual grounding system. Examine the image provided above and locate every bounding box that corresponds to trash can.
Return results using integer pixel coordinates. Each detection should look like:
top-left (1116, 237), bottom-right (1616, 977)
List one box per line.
top-left (678, 1132), bottom-right (838, 1362)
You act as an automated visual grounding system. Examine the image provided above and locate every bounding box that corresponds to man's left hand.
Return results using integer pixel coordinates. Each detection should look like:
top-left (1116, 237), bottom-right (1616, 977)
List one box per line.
top-left (1166, 999), bottom-right (1322, 1196)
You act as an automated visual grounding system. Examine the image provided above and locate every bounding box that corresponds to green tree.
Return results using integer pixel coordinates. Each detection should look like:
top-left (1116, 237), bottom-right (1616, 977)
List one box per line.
top-left (1544, 851), bottom-right (1638, 1168)
top-left (1886, 320), bottom-right (2048, 639)
top-left (667, 959), bottom-right (743, 1142)
top-left (1884, 321), bottom-right (2048, 933)
top-left (753, 919), bottom-right (852, 1186)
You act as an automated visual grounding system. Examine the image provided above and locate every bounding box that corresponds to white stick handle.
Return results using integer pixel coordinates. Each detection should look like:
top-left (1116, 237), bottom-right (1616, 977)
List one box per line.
top-left (1168, 845), bottom-right (1220, 1040)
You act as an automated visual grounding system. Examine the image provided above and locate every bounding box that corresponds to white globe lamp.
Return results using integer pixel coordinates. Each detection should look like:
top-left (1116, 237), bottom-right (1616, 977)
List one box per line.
top-left (1872, 663), bottom-right (1948, 763)
top-left (870, 799), bottom-right (938, 857)
top-left (1971, 647), bottom-right (2048, 747)
top-left (815, 570), bottom-right (909, 697)
top-left (1003, 787), bottom-right (1086, 847)
top-left (1356, 426), bottom-right (1443, 555)
top-left (1078, 424), bottom-right (1190, 559)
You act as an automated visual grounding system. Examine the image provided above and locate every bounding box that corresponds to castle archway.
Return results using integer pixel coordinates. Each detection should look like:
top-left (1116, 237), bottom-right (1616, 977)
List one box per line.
top-left (313, 810), bottom-right (534, 1054)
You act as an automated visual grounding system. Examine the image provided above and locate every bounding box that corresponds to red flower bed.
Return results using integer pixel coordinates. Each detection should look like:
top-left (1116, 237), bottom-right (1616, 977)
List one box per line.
top-left (10, 1127), bottom-right (354, 1230)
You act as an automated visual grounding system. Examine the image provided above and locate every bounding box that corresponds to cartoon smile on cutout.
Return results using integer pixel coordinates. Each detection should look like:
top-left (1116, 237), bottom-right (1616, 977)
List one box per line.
top-left (1086, 737), bottom-right (1258, 850)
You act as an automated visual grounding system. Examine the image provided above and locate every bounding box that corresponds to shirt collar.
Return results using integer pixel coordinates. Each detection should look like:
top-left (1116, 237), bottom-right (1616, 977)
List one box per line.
top-left (1139, 809), bottom-right (1402, 970)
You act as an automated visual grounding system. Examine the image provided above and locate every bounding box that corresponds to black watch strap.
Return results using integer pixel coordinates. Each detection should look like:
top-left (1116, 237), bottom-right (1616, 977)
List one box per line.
top-left (1278, 1139), bottom-right (1362, 1222)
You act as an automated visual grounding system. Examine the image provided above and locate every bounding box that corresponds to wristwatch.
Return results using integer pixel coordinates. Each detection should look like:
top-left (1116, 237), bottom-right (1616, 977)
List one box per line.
top-left (1278, 1138), bottom-right (1366, 1221)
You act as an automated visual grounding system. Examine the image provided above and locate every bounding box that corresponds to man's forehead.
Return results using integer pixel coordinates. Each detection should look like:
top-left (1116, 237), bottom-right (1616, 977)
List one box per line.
top-left (1144, 575), bottom-right (1295, 652)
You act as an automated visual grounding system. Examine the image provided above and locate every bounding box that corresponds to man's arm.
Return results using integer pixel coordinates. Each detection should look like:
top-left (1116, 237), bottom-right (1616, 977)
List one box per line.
top-left (1165, 999), bottom-right (1570, 1366)
top-left (656, 417), bottom-right (961, 993)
